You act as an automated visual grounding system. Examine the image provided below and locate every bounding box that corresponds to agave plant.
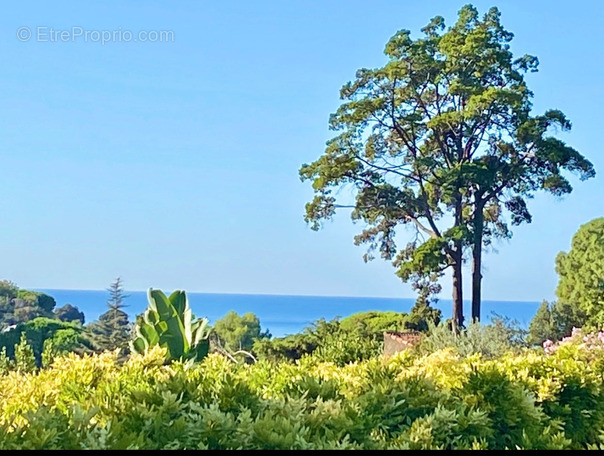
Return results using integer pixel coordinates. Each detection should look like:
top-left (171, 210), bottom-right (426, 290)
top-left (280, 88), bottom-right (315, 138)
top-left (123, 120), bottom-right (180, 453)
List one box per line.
top-left (130, 288), bottom-right (210, 362)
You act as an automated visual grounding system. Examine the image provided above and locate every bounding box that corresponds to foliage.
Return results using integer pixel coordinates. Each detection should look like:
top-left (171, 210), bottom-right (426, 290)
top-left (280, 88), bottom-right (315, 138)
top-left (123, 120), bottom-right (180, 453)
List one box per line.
top-left (41, 339), bottom-right (56, 368)
top-left (87, 310), bottom-right (131, 353)
top-left (404, 300), bottom-right (442, 332)
top-left (17, 290), bottom-right (56, 314)
top-left (311, 319), bottom-right (382, 366)
top-left (0, 281), bottom-right (57, 330)
top-left (212, 311), bottom-right (270, 354)
top-left (1, 341), bottom-right (604, 448)
top-left (106, 277), bottom-right (129, 310)
top-left (404, 279), bottom-right (443, 333)
top-left (0, 280), bottom-right (18, 302)
top-left (541, 327), bottom-right (604, 356)
top-left (131, 289), bottom-right (210, 363)
top-left (528, 219), bottom-right (603, 344)
top-left (54, 304), bottom-right (85, 324)
top-left (255, 305), bottom-right (440, 365)
top-left (14, 332), bottom-right (36, 373)
top-left (528, 301), bottom-right (557, 345)
top-left (555, 218), bottom-right (604, 328)
top-left (0, 317), bottom-right (92, 365)
top-left (340, 302), bottom-right (441, 334)
top-left (299, 4), bottom-right (595, 329)
top-left (252, 333), bottom-right (315, 364)
top-left (339, 311), bottom-right (407, 333)
top-left (417, 317), bottom-right (526, 359)
top-left (0, 281), bottom-right (18, 331)
top-left (86, 277), bottom-right (131, 353)
top-left (254, 316), bottom-right (384, 365)
top-left (0, 347), bottom-right (9, 375)
top-left (528, 300), bottom-right (587, 345)
top-left (537, 328), bottom-right (604, 445)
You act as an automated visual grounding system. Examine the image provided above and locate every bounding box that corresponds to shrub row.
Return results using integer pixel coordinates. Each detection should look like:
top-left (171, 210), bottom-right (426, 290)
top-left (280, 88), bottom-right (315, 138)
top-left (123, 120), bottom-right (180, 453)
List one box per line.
top-left (1, 332), bottom-right (604, 449)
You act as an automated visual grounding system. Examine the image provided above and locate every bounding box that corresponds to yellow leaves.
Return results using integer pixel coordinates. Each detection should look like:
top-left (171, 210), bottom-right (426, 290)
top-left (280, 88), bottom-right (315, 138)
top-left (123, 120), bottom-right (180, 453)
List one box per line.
top-left (0, 342), bottom-right (604, 449)
top-left (387, 347), bottom-right (415, 368)
top-left (126, 345), bottom-right (166, 368)
top-left (394, 349), bottom-right (471, 390)
top-left (0, 370), bottom-right (57, 426)
top-left (306, 360), bottom-right (372, 398)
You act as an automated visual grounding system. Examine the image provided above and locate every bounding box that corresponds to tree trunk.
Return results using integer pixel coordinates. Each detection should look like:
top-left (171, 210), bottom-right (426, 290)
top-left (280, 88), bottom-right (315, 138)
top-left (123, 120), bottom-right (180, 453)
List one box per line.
top-left (451, 192), bottom-right (464, 332)
top-left (451, 245), bottom-right (464, 332)
top-left (471, 201), bottom-right (484, 322)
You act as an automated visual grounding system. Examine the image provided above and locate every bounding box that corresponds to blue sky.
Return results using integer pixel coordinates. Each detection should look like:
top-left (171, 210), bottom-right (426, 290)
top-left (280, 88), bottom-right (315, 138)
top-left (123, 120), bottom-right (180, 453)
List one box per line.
top-left (0, 1), bottom-right (602, 301)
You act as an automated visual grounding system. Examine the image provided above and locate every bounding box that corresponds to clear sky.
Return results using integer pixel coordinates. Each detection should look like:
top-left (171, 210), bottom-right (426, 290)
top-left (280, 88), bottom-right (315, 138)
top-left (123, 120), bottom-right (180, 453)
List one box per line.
top-left (0, 1), bottom-right (602, 301)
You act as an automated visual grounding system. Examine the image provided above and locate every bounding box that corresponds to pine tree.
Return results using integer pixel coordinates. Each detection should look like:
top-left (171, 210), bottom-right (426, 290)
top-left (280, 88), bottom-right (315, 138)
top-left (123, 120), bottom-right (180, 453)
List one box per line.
top-left (87, 277), bottom-right (132, 353)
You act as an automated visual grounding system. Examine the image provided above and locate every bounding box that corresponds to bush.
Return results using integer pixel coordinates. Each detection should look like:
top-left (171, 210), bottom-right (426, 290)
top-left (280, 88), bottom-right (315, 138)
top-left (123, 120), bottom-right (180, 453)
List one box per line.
top-left (339, 311), bottom-right (407, 333)
top-left (1, 339), bottom-right (604, 449)
top-left (417, 317), bottom-right (527, 359)
top-left (14, 332), bottom-right (36, 373)
top-left (254, 304), bottom-right (441, 366)
top-left (0, 347), bottom-right (9, 375)
top-left (253, 318), bottom-right (382, 366)
top-left (252, 333), bottom-right (315, 363)
top-left (0, 317), bottom-right (92, 365)
top-left (311, 320), bottom-right (382, 366)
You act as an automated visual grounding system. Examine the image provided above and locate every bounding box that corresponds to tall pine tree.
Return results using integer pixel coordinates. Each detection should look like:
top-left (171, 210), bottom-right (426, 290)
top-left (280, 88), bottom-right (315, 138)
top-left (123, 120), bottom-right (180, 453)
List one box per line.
top-left (87, 277), bottom-right (132, 353)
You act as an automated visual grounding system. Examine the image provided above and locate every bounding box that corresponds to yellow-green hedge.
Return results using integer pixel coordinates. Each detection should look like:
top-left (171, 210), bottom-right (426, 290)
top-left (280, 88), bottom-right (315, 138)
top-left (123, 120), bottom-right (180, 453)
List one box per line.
top-left (1, 336), bottom-right (604, 449)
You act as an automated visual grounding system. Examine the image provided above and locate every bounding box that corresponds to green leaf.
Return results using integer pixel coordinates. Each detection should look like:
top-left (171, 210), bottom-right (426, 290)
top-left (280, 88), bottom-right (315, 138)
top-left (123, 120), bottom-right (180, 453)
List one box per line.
top-left (130, 337), bottom-right (147, 354)
top-left (168, 290), bottom-right (187, 320)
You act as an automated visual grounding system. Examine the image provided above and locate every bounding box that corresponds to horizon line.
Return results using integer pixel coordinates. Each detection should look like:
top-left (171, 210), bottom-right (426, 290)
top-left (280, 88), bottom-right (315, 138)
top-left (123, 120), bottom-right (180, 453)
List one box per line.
top-left (33, 287), bottom-right (542, 304)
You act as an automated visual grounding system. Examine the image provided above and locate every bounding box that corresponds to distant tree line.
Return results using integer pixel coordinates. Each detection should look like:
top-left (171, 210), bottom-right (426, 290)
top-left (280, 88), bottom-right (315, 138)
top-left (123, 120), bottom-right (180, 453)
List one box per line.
top-left (1, 213), bottom-right (601, 367)
top-left (0, 277), bottom-right (133, 365)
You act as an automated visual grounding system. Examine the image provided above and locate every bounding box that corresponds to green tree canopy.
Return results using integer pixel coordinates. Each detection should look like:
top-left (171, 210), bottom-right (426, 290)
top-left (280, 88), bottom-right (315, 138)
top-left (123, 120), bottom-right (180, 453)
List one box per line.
top-left (338, 304), bottom-right (441, 334)
top-left (527, 300), bottom-right (586, 345)
top-left (299, 4), bottom-right (594, 329)
top-left (0, 282), bottom-right (57, 330)
top-left (213, 311), bottom-right (270, 353)
top-left (555, 218), bottom-right (604, 328)
top-left (0, 317), bottom-right (92, 365)
top-left (404, 300), bottom-right (442, 332)
top-left (0, 280), bottom-right (18, 303)
top-left (17, 290), bottom-right (56, 314)
top-left (54, 304), bottom-right (85, 324)
top-left (87, 308), bottom-right (131, 353)
top-left (339, 311), bottom-right (407, 334)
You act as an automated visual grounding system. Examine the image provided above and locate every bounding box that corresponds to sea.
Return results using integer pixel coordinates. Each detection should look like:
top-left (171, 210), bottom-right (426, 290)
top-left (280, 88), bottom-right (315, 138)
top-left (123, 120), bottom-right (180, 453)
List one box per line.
top-left (35, 289), bottom-right (542, 338)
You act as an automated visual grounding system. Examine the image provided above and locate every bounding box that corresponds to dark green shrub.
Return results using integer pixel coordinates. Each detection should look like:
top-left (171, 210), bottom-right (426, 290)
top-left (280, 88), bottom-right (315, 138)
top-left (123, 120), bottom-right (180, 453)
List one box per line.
top-left (0, 317), bottom-right (92, 365)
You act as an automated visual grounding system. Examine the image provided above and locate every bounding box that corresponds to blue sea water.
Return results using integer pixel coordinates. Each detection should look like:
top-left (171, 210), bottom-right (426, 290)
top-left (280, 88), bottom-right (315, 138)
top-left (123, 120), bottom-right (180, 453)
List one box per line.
top-left (36, 289), bottom-right (541, 338)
